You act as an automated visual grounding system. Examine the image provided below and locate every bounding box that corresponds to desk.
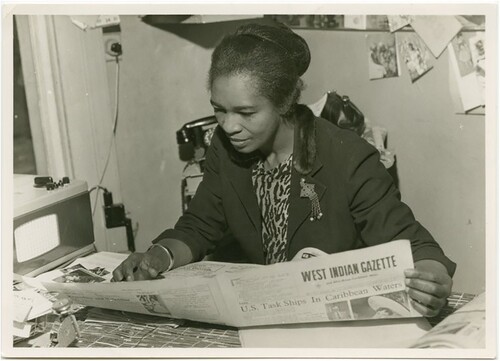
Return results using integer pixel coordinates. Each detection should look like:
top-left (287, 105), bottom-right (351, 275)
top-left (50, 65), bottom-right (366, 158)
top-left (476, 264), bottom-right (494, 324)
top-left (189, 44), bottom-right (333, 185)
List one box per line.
top-left (15, 291), bottom-right (475, 348)
top-left (75, 308), bottom-right (241, 348)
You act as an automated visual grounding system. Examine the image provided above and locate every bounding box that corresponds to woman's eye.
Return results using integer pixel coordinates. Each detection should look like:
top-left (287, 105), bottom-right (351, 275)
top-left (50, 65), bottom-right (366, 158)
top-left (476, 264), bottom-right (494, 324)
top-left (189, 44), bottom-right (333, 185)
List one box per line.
top-left (239, 112), bottom-right (255, 117)
top-left (213, 108), bottom-right (225, 114)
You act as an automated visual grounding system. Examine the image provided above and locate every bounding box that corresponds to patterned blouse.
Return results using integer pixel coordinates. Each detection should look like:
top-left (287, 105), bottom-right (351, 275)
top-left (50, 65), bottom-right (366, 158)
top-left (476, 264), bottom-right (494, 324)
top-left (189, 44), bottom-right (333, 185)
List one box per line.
top-left (251, 155), bottom-right (293, 264)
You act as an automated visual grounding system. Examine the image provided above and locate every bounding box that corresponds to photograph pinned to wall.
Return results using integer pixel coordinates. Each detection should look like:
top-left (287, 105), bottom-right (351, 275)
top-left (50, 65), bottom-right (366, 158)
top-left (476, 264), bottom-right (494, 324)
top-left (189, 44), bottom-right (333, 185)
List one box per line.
top-left (344, 15), bottom-right (389, 30)
top-left (451, 32), bottom-right (475, 77)
top-left (468, 32), bottom-right (485, 104)
top-left (269, 15), bottom-right (344, 29)
top-left (343, 15), bottom-right (366, 30)
top-left (455, 15), bottom-right (485, 31)
top-left (366, 33), bottom-right (400, 80)
top-left (366, 15), bottom-right (389, 30)
top-left (398, 33), bottom-right (434, 82)
top-left (448, 31), bottom-right (484, 112)
top-left (387, 15), bottom-right (415, 32)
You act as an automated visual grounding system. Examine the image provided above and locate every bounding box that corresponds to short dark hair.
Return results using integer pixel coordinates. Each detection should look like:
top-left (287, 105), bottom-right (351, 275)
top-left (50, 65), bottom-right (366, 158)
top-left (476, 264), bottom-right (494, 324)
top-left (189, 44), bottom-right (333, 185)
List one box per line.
top-left (208, 23), bottom-right (311, 116)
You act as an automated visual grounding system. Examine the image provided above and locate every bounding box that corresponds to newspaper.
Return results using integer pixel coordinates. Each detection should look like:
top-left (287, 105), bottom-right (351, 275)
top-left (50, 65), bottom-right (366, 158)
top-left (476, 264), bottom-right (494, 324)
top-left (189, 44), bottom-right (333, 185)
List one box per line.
top-left (411, 292), bottom-right (486, 348)
top-left (35, 239), bottom-right (419, 328)
top-left (13, 274), bottom-right (57, 322)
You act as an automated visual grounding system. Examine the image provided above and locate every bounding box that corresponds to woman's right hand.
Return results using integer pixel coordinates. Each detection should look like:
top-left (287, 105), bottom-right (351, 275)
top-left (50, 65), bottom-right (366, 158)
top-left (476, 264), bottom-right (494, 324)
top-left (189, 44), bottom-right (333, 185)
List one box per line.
top-left (112, 246), bottom-right (171, 282)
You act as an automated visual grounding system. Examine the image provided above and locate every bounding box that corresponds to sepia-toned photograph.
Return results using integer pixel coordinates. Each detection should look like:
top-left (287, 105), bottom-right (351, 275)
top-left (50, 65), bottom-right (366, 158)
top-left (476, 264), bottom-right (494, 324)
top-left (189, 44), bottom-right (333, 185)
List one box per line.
top-left (366, 33), bottom-right (400, 79)
top-left (3, 2), bottom-right (497, 359)
top-left (398, 33), bottom-right (434, 83)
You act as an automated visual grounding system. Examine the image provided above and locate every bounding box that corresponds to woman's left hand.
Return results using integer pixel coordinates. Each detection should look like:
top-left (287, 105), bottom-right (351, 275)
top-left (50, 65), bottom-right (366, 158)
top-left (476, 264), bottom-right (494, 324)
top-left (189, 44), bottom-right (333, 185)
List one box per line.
top-left (404, 260), bottom-right (453, 317)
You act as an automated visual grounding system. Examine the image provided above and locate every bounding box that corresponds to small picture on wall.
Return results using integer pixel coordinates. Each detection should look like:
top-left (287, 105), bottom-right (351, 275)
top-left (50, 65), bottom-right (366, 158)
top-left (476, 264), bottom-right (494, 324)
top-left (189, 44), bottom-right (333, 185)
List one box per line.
top-left (450, 32), bottom-right (475, 77)
top-left (398, 33), bottom-right (434, 82)
top-left (468, 32), bottom-right (485, 104)
top-left (366, 33), bottom-right (400, 80)
top-left (269, 15), bottom-right (344, 29)
top-left (448, 31), bottom-right (485, 111)
top-left (387, 15), bottom-right (415, 32)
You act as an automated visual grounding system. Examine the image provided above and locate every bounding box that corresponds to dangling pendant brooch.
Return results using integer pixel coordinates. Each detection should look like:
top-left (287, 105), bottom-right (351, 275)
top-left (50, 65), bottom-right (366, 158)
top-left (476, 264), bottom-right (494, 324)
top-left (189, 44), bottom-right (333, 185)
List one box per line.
top-left (300, 178), bottom-right (323, 221)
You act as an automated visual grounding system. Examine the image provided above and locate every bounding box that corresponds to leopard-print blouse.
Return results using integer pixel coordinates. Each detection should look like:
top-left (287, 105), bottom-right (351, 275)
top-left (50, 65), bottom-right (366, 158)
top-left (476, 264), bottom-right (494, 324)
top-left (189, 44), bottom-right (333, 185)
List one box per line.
top-left (251, 155), bottom-right (292, 264)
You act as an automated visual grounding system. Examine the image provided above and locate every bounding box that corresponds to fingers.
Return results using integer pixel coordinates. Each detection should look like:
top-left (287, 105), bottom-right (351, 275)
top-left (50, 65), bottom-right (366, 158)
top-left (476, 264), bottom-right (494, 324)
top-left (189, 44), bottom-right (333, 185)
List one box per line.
top-left (404, 268), bottom-right (448, 284)
top-left (410, 299), bottom-right (441, 317)
top-left (112, 251), bottom-right (166, 282)
top-left (404, 268), bottom-right (452, 317)
top-left (132, 267), bottom-right (151, 281)
top-left (112, 253), bottom-right (144, 282)
top-left (405, 276), bottom-right (450, 299)
top-left (138, 255), bottom-right (163, 279)
top-left (406, 287), bottom-right (447, 317)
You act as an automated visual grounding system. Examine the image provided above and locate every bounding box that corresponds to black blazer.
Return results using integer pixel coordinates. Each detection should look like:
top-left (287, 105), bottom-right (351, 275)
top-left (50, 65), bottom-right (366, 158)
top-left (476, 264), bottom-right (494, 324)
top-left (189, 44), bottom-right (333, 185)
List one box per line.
top-left (155, 117), bottom-right (456, 276)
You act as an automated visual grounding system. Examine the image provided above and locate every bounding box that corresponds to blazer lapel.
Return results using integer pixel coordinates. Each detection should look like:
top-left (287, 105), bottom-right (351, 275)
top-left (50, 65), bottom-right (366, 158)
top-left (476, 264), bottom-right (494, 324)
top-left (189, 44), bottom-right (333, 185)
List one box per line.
top-left (226, 161), bottom-right (262, 236)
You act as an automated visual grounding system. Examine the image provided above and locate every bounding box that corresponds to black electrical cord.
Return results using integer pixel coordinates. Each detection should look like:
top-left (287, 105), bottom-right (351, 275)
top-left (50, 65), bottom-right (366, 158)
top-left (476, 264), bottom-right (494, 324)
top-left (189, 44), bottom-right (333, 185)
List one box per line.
top-left (88, 185), bottom-right (109, 194)
top-left (89, 53), bottom-right (138, 252)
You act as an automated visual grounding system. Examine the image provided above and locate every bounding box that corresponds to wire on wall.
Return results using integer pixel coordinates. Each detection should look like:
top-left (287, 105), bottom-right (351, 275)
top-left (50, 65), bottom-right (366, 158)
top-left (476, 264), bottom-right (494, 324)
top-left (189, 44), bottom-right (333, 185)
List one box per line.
top-left (92, 55), bottom-right (121, 217)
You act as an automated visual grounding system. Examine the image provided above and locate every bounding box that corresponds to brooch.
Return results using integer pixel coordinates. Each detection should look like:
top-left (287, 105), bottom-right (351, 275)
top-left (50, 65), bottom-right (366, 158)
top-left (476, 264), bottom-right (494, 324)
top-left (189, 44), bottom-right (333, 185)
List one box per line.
top-left (300, 178), bottom-right (323, 221)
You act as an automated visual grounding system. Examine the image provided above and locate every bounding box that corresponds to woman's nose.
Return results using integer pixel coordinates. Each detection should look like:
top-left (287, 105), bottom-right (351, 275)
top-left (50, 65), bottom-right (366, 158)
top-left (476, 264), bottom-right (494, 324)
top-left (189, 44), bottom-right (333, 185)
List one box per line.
top-left (219, 113), bottom-right (242, 134)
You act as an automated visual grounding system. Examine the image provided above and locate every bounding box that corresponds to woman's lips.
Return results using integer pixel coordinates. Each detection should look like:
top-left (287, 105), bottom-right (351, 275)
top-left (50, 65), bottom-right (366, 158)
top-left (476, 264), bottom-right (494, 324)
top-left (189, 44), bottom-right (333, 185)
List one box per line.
top-left (230, 138), bottom-right (248, 145)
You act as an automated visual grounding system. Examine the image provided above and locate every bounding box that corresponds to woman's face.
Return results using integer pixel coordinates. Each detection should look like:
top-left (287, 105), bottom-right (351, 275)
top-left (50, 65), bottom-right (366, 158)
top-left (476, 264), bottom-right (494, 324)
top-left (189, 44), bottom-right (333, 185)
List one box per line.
top-left (210, 74), bottom-right (282, 154)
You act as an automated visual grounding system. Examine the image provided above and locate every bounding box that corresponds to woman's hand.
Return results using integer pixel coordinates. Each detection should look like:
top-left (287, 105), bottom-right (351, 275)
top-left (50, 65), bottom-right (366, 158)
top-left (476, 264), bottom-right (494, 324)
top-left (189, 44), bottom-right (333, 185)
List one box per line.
top-left (404, 260), bottom-right (453, 317)
top-left (112, 247), bottom-right (171, 282)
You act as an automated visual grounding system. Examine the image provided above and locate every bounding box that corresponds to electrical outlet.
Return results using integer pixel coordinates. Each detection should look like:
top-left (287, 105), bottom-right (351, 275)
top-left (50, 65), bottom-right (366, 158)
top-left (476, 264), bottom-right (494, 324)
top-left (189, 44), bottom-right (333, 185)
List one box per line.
top-left (103, 33), bottom-right (122, 62)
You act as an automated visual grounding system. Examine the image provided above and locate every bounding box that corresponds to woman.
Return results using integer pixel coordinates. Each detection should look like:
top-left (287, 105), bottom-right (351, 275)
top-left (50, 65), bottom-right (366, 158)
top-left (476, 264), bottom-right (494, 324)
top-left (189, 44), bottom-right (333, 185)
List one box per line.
top-left (113, 23), bottom-right (455, 317)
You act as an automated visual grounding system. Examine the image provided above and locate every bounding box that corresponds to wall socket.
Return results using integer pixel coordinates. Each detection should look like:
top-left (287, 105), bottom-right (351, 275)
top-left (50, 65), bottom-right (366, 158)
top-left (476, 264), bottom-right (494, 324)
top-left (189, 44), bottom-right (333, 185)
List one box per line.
top-left (103, 30), bottom-right (122, 62)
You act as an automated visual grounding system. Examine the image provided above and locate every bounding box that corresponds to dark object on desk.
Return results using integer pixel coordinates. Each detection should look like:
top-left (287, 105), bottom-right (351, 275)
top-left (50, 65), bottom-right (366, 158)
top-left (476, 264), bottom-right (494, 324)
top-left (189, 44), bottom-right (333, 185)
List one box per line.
top-left (33, 176), bottom-right (53, 188)
top-left (308, 91), bottom-right (399, 187)
top-left (34, 175), bottom-right (71, 190)
top-left (320, 90), bottom-right (366, 136)
top-left (103, 189), bottom-right (135, 252)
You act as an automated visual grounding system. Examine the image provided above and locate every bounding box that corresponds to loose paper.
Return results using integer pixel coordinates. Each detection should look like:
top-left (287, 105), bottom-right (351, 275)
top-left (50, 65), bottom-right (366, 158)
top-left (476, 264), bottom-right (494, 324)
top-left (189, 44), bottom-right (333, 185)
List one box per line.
top-left (411, 15), bottom-right (463, 58)
top-left (70, 15), bottom-right (120, 31)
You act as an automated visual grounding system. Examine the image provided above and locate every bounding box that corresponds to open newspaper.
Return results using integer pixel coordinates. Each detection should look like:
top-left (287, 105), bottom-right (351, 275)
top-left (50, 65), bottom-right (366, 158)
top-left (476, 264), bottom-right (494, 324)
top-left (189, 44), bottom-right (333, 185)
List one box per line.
top-left (410, 292), bottom-right (486, 348)
top-left (33, 239), bottom-right (420, 328)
